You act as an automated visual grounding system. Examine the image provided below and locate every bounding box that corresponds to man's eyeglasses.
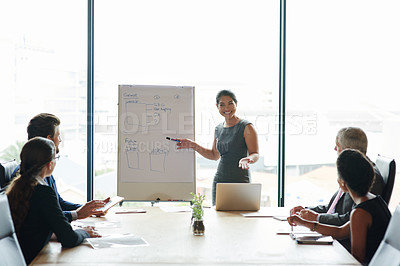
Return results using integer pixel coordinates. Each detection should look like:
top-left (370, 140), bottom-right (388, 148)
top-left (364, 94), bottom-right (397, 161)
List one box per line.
top-left (54, 155), bottom-right (60, 161)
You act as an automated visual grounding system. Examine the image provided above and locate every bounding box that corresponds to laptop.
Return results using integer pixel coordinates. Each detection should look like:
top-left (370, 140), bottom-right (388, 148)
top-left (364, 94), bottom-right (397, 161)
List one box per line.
top-left (215, 183), bottom-right (262, 211)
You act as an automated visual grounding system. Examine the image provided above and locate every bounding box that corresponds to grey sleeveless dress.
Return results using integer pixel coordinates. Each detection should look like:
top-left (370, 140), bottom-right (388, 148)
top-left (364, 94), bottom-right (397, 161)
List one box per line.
top-left (212, 119), bottom-right (251, 205)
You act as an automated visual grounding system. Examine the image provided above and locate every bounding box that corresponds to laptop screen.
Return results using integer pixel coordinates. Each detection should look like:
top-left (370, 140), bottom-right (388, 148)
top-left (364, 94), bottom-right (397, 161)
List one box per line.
top-left (215, 183), bottom-right (262, 211)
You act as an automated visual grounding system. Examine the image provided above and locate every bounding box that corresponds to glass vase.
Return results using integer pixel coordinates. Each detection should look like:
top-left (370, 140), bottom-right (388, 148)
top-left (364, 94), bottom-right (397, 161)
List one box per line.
top-left (192, 218), bottom-right (205, 236)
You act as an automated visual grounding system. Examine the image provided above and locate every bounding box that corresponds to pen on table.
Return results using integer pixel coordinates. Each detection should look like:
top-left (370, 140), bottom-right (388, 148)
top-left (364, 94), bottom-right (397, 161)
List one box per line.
top-left (166, 137), bottom-right (181, 143)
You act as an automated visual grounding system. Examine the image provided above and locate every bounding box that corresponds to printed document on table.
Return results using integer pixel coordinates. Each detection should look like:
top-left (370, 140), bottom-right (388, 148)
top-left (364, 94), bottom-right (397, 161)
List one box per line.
top-left (87, 234), bottom-right (149, 249)
top-left (72, 220), bottom-right (121, 229)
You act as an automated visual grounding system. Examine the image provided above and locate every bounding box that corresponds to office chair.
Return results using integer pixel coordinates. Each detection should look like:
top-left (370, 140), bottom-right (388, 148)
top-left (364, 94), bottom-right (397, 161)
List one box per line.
top-left (0, 160), bottom-right (18, 194)
top-left (369, 205), bottom-right (400, 266)
top-left (375, 154), bottom-right (396, 205)
top-left (0, 194), bottom-right (27, 266)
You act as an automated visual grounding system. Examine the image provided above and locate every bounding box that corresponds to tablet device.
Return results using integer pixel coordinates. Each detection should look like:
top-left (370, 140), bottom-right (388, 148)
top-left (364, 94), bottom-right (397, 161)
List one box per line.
top-left (97, 196), bottom-right (124, 212)
top-left (215, 183), bottom-right (261, 211)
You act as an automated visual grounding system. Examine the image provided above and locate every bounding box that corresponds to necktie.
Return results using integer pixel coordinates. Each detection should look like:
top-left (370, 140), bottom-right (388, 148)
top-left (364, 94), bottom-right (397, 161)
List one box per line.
top-left (327, 189), bottom-right (343, 214)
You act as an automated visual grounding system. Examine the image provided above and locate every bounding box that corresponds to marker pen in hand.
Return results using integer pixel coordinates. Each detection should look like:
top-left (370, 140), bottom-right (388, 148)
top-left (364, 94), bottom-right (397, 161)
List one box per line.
top-left (166, 137), bottom-right (181, 143)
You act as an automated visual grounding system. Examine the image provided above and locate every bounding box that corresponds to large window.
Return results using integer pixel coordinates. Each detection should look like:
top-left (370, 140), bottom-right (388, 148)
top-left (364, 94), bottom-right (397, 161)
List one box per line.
top-left (0, 0), bottom-right (88, 203)
top-left (2, 1), bottom-right (399, 210)
top-left (286, 0), bottom-right (400, 211)
top-left (94, 0), bottom-right (280, 206)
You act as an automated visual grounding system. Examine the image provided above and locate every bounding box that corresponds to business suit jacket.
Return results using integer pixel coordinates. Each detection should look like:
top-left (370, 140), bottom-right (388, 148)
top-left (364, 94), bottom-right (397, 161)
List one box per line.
top-left (17, 184), bottom-right (89, 264)
top-left (12, 165), bottom-right (82, 222)
top-left (45, 174), bottom-right (82, 221)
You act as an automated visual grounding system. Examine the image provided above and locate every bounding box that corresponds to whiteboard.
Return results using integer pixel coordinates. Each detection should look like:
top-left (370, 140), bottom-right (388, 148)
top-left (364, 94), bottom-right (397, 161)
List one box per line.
top-left (117, 85), bottom-right (196, 201)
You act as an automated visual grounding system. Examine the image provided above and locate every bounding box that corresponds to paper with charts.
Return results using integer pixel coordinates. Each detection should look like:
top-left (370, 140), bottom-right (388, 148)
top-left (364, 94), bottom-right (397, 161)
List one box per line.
top-left (118, 85), bottom-right (195, 183)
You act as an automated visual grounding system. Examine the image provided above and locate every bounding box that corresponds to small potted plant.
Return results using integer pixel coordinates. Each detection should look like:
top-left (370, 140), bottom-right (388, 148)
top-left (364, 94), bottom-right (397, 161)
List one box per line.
top-left (190, 192), bottom-right (205, 236)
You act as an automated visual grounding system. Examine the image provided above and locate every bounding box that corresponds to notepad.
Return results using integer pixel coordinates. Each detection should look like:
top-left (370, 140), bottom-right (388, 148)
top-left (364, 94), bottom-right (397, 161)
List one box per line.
top-left (290, 231), bottom-right (322, 240)
top-left (295, 235), bottom-right (334, 245)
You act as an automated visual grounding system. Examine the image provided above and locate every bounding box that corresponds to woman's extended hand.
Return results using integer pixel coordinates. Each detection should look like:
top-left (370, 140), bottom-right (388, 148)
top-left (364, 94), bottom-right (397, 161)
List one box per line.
top-left (238, 157), bottom-right (254, 169)
top-left (176, 137), bottom-right (220, 161)
top-left (176, 138), bottom-right (196, 150)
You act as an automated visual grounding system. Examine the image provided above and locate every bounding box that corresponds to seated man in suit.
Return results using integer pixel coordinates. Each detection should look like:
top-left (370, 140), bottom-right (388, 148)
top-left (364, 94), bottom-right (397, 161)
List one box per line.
top-left (290, 127), bottom-right (384, 251)
top-left (12, 113), bottom-right (109, 222)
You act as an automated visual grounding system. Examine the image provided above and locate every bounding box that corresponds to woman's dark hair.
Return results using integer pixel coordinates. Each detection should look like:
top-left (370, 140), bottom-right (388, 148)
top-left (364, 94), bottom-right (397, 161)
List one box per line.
top-left (336, 149), bottom-right (375, 196)
top-left (27, 113), bottom-right (60, 140)
top-left (216, 90), bottom-right (237, 105)
top-left (6, 137), bottom-right (56, 231)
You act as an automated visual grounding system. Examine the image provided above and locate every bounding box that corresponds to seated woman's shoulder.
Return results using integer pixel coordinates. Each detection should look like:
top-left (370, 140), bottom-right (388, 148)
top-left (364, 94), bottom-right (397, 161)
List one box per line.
top-left (32, 184), bottom-right (57, 199)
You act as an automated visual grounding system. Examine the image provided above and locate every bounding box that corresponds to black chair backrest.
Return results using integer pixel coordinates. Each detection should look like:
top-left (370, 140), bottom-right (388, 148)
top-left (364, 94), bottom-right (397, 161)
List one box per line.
top-left (0, 194), bottom-right (27, 265)
top-left (0, 160), bottom-right (18, 193)
top-left (369, 205), bottom-right (400, 266)
top-left (375, 154), bottom-right (396, 205)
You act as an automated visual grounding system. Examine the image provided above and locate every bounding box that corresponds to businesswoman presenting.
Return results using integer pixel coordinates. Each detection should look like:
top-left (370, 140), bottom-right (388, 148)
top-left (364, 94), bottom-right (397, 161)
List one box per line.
top-left (6, 137), bottom-right (102, 264)
top-left (177, 90), bottom-right (259, 205)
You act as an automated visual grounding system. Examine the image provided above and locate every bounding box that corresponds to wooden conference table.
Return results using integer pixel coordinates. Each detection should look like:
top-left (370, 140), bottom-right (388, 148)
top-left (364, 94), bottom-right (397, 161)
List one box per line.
top-left (30, 206), bottom-right (360, 265)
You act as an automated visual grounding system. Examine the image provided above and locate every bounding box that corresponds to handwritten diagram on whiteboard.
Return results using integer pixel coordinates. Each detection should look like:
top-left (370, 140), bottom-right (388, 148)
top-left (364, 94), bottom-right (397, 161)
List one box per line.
top-left (118, 85), bottom-right (195, 183)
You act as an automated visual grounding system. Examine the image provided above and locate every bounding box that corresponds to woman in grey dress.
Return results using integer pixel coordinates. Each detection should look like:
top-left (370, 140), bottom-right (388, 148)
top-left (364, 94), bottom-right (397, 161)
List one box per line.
top-left (177, 90), bottom-right (259, 205)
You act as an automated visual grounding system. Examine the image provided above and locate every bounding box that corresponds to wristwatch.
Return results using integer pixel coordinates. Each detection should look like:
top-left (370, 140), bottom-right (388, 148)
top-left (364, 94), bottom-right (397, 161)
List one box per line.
top-left (311, 222), bottom-right (318, 231)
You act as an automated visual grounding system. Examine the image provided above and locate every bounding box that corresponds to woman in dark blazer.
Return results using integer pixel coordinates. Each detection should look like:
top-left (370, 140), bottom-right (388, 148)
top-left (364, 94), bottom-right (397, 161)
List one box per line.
top-left (6, 137), bottom-right (102, 264)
